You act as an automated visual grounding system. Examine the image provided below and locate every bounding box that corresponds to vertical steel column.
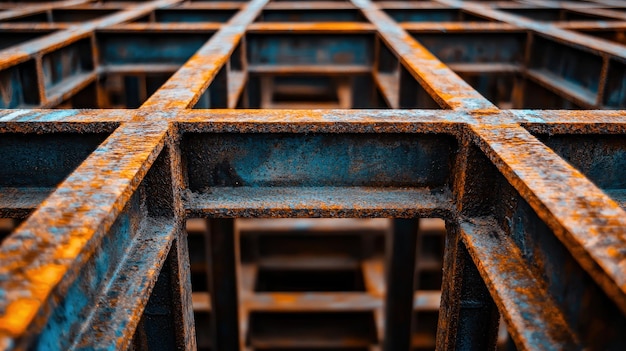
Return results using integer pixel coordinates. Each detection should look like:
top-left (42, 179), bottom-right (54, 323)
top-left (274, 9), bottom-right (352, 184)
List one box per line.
top-left (383, 218), bottom-right (419, 351)
top-left (137, 247), bottom-right (180, 351)
top-left (170, 236), bottom-right (197, 351)
top-left (437, 223), bottom-right (500, 351)
top-left (169, 136), bottom-right (197, 351)
top-left (206, 218), bottom-right (241, 351)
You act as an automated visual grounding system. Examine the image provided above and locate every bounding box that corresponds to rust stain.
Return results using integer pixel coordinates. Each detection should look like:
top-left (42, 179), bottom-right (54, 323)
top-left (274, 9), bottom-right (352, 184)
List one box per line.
top-left (0, 0), bottom-right (625, 350)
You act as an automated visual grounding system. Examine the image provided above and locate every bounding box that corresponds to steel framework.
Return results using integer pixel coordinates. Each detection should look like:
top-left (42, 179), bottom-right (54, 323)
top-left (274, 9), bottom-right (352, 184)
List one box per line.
top-left (0, 0), bottom-right (626, 350)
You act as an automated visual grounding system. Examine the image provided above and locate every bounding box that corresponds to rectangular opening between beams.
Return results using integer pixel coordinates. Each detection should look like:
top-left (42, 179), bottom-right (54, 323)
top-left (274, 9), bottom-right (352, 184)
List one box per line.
top-left (410, 31), bottom-right (605, 109)
top-left (185, 217), bottom-right (450, 350)
top-left (52, 31), bottom-right (214, 108)
top-left (193, 33), bottom-right (442, 109)
top-left (0, 131), bottom-right (112, 235)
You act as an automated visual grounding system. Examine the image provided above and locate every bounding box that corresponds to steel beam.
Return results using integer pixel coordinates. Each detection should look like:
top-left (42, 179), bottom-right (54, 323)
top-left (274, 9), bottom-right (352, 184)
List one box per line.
top-left (0, 0), bottom-right (626, 350)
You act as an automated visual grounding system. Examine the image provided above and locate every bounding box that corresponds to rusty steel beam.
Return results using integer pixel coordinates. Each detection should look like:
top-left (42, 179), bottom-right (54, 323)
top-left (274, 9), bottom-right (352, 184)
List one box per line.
top-left (383, 219), bottom-right (419, 351)
top-left (142, 0), bottom-right (268, 110)
top-left (0, 0), bottom-right (91, 22)
top-left (0, 0), bottom-right (183, 70)
top-left (459, 217), bottom-right (580, 350)
top-left (0, 113), bottom-right (620, 350)
top-left (470, 122), bottom-right (626, 308)
top-left (0, 122), bottom-right (172, 349)
top-left (0, 0), bottom-right (184, 110)
top-left (205, 219), bottom-right (241, 350)
top-left (352, 0), bottom-right (497, 111)
top-left (0, 0), bottom-right (626, 350)
top-left (435, 0), bottom-right (626, 110)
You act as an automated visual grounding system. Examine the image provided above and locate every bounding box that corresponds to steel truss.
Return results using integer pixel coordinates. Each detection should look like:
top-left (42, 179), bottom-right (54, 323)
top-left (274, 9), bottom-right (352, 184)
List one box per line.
top-left (0, 0), bottom-right (626, 350)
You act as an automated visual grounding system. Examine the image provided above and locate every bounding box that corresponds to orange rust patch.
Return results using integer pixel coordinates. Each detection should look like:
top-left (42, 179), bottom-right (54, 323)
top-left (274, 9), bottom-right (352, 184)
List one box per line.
top-left (0, 298), bottom-right (41, 336)
top-left (26, 264), bottom-right (66, 299)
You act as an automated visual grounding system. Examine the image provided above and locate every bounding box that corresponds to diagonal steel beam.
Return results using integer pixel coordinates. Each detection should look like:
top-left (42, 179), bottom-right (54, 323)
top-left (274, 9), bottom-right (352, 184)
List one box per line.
top-left (142, 0), bottom-right (269, 110)
top-left (351, 0), bottom-right (497, 111)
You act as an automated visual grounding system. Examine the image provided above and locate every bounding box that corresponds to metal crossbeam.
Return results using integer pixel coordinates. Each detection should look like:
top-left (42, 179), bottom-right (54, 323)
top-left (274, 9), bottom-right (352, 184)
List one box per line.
top-left (0, 0), bottom-right (625, 350)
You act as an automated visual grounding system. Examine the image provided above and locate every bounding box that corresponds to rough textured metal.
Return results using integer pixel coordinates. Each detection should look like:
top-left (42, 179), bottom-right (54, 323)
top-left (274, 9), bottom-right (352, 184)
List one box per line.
top-left (0, 0), bottom-right (625, 350)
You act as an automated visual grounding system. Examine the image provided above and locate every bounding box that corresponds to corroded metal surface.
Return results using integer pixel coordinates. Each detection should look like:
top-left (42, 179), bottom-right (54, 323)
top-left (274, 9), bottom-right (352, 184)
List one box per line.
top-left (0, 0), bottom-right (625, 350)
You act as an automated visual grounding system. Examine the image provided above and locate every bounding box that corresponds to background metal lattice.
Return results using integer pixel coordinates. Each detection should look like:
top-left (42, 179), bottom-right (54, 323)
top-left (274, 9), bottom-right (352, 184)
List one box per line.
top-left (0, 0), bottom-right (626, 350)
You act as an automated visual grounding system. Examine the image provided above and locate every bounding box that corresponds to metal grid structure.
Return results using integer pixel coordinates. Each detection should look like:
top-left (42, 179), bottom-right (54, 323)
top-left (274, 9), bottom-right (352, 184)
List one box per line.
top-left (1, 0), bottom-right (626, 350)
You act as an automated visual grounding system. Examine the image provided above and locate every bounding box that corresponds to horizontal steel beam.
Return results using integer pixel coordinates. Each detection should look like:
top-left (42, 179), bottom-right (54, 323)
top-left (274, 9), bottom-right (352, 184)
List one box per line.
top-left (1, 0), bottom-right (626, 350)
